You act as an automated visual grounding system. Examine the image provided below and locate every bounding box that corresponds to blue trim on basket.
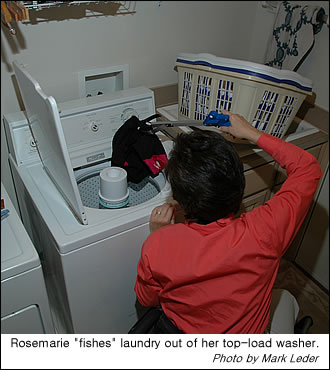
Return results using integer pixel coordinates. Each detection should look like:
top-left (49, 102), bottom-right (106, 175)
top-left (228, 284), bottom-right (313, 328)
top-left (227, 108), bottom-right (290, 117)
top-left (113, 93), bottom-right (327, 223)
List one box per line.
top-left (176, 58), bottom-right (312, 92)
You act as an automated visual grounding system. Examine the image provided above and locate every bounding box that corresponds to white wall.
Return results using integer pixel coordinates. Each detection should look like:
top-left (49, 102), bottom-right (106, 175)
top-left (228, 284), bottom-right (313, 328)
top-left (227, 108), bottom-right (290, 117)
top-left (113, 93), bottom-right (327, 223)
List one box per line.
top-left (1, 1), bottom-right (329, 206)
top-left (1, 1), bottom-right (260, 204)
top-left (249, 1), bottom-right (329, 111)
top-left (1, 1), bottom-right (258, 109)
top-left (296, 1), bottom-right (329, 111)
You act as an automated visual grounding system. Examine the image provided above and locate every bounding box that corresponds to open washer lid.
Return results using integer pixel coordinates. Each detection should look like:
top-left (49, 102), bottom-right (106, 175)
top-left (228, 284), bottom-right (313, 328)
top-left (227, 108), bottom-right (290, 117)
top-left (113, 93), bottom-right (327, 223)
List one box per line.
top-left (13, 61), bottom-right (88, 225)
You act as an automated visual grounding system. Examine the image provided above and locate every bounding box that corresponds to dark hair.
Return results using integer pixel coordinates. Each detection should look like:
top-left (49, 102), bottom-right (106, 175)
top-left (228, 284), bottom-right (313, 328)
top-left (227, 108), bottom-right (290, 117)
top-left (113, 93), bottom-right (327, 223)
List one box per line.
top-left (165, 129), bottom-right (245, 224)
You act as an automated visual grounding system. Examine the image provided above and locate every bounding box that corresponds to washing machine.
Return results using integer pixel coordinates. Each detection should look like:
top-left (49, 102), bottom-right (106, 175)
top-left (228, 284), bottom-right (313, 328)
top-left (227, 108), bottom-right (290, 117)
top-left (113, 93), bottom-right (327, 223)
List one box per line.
top-left (4, 62), bottom-right (172, 334)
top-left (1, 183), bottom-right (55, 334)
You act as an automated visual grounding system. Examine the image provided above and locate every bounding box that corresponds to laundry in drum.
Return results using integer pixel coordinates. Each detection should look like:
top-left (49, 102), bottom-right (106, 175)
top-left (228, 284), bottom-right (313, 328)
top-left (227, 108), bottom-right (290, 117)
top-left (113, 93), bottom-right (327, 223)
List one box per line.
top-left (111, 114), bottom-right (168, 183)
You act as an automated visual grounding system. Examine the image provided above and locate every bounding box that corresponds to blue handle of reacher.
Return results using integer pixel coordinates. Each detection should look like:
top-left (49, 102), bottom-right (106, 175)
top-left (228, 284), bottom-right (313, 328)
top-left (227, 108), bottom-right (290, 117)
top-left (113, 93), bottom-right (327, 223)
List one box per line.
top-left (203, 110), bottom-right (231, 127)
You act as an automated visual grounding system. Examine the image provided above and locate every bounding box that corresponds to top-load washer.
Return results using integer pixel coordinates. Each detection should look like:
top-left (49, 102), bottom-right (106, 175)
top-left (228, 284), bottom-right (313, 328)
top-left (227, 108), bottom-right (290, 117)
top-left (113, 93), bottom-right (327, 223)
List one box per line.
top-left (4, 62), bottom-right (172, 333)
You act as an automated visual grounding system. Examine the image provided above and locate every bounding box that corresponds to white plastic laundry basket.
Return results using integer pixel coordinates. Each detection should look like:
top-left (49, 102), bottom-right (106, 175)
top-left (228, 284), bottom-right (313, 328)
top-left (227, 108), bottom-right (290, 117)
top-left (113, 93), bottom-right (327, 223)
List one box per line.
top-left (175, 53), bottom-right (312, 141)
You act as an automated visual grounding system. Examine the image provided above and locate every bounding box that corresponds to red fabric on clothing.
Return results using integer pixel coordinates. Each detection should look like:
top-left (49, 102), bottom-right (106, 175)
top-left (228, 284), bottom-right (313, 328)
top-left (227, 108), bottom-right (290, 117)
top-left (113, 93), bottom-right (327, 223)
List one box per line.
top-left (135, 133), bottom-right (322, 334)
top-left (143, 154), bottom-right (168, 175)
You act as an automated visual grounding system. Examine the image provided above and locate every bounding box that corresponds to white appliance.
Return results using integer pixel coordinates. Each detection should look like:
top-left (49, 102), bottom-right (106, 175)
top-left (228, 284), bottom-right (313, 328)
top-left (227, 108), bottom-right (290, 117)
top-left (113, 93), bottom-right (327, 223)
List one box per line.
top-left (295, 167), bottom-right (329, 290)
top-left (1, 183), bottom-right (54, 334)
top-left (4, 62), bottom-right (172, 334)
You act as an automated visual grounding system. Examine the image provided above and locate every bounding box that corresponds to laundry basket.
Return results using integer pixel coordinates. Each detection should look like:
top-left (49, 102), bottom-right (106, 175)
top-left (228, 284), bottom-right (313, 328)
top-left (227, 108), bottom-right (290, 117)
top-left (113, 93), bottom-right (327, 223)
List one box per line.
top-left (175, 53), bottom-right (312, 142)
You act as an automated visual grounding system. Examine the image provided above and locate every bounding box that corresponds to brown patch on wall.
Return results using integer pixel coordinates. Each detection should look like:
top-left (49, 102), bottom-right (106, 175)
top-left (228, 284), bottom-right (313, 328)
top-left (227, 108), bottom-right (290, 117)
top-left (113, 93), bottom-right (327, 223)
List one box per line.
top-left (297, 93), bottom-right (329, 134)
top-left (151, 84), bottom-right (178, 108)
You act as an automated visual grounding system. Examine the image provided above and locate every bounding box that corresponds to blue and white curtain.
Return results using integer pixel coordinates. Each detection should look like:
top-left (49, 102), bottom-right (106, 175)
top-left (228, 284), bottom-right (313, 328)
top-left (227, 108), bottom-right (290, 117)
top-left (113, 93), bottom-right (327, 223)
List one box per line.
top-left (264, 1), bottom-right (325, 71)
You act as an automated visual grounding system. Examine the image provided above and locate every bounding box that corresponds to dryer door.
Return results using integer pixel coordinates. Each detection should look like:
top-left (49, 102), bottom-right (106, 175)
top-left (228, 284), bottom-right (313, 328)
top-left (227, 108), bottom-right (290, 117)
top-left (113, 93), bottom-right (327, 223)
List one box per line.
top-left (13, 61), bottom-right (88, 225)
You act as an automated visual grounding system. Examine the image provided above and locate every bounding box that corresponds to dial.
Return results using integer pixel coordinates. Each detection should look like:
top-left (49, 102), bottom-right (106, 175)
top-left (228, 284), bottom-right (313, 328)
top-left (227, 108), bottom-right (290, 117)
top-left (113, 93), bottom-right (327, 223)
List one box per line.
top-left (121, 108), bottom-right (139, 123)
top-left (90, 122), bottom-right (99, 132)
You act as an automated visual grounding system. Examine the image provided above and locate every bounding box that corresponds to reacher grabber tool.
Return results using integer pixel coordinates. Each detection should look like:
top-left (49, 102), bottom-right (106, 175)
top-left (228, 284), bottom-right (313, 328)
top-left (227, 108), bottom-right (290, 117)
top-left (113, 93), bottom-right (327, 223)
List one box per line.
top-left (148, 111), bottom-right (230, 132)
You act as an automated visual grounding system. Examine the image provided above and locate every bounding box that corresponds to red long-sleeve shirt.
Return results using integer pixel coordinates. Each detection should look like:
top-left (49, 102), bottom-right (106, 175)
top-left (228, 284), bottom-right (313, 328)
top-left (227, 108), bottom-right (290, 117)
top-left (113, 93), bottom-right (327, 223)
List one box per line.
top-left (135, 133), bottom-right (322, 333)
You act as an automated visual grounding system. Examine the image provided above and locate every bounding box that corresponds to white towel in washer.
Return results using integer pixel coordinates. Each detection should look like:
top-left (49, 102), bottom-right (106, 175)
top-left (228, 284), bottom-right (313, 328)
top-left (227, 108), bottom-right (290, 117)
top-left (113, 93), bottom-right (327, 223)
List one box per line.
top-left (264, 1), bottom-right (325, 71)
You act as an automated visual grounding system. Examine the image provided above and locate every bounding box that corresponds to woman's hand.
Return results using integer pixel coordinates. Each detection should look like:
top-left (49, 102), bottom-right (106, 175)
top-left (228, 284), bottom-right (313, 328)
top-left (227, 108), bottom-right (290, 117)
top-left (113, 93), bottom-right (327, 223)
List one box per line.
top-left (220, 110), bottom-right (262, 144)
top-left (149, 202), bottom-right (176, 233)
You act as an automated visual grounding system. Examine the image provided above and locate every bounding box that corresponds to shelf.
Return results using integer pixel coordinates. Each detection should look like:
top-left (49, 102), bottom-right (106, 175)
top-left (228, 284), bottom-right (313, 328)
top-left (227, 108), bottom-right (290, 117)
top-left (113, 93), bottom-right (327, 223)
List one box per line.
top-left (21, 1), bottom-right (136, 15)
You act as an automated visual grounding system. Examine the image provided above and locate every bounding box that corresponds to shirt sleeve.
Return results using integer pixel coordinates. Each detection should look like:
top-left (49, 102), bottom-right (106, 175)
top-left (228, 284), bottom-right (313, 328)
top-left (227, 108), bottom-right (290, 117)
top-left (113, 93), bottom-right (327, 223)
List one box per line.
top-left (134, 234), bottom-right (161, 307)
top-left (244, 133), bottom-right (322, 255)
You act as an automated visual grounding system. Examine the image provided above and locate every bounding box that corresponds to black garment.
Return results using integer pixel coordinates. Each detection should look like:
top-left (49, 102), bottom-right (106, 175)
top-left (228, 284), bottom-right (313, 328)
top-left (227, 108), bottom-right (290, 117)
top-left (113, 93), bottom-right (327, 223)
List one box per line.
top-left (111, 115), bottom-right (168, 183)
top-left (153, 311), bottom-right (184, 334)
top-left (128, 307), bottom-right (183, 334)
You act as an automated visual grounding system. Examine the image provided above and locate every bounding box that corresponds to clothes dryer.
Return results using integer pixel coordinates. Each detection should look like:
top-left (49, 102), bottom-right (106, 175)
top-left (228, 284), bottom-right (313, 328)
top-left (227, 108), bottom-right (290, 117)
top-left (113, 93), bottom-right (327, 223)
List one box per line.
top-left (4, 62), bottom-right (173, 333)
top-left (1, 183), bottom-right (54, 334)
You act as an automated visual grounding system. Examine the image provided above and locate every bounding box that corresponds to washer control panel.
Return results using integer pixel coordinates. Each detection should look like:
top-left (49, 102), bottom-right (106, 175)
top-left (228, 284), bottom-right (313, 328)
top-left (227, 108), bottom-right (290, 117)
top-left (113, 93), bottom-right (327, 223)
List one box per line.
top-left (5, 87), bottom-right (156, 169)
top-left (59, 87), bottom-right (155, 168)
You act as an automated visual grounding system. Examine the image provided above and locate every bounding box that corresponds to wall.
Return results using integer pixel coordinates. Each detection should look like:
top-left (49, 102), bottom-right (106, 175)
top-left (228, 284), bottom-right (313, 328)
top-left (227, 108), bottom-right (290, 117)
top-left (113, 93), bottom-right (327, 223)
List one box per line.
top-left (1, 1), bottom-right (329, 207)
top-left (1, 1), bottom-right (259, 205)
top-left (248, 1), bottom-right (329, 110)
top-left (296, 1), bottom-right (329, 111)
top-left (1, 1), bottom-right (258, 109)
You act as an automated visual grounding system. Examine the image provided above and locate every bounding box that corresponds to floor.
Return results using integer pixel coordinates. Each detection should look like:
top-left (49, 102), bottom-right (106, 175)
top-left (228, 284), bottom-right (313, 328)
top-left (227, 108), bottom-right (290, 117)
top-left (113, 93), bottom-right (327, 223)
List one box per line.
top-left (274, 257), bottom-right (329, 334)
